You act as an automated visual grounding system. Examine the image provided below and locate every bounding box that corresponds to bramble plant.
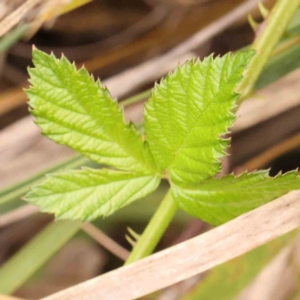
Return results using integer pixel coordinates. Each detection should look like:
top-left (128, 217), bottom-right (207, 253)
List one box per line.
top-left (25, 48), bottom-right (300, 263)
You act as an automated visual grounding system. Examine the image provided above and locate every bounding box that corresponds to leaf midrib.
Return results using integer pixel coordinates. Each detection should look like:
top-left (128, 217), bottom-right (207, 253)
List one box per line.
top-left (36, 174), bottom-right (157, 195)
top-left (168, 59), bottom-right (230, 170)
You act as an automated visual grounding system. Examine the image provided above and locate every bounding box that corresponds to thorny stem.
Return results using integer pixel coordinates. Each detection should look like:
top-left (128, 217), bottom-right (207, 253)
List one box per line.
top-left (239, 0), bottom-right (300, 101)
top-left (124, 0), bottom-right (300, 266)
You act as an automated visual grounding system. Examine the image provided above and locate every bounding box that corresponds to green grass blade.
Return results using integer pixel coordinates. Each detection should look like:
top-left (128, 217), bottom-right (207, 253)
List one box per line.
top-left (0, 25), bottom-right (28, 53)
top-left (0, 220), bottom-right (80, 294)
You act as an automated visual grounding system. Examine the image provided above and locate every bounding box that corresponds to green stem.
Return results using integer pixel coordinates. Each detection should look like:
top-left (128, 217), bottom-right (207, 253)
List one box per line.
top-left (125, 189), bottom-right (177, 265)
top-left (239, 0), bottom-right (300, 100)
top-left (0, 220), bottom-right (80, 294)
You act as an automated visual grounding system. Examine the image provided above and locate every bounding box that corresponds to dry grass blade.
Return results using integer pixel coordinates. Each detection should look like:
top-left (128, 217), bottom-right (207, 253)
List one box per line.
top-left (81, 223), bottom-right (129, 261)
top-left (104, 0), bottom-right (266, 98)
top-left (235, 132), bottom-right (300, 173)
top-left (41, 191), bottom-right (300, 300)
top-left (0, 0), bottom-right (42, 37)
top-left (238, 235), bottom-right (300, 300)
top-left (235, 68), bottom-right (300, 132)
top-left (0, 204), bottom-right (39, 227)
top-left (0, 0), bottom-right (82, 38)
top-left (0, 206), bottom-right (129, 260)
top-left (0, 296), bottom-right (24, 300)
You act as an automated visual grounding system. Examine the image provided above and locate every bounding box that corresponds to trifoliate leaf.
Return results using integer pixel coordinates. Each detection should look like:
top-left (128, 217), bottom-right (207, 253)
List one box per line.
top-left (144, 51), bottom-right (255, 184)
top-left (172, 170), bottom-right (300, 225)
top-left (25, 168), bottom-right (160, 221)
top-left (27, 48), bottom-right (157, 173)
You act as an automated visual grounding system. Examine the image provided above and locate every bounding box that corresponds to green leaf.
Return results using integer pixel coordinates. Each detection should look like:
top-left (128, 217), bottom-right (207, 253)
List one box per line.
top-left (25, 168), bottom-right (160, 221)
top-left (144, 50), bottom-right (255, 184)
top-left (172, 170), bottom-right (300, 225)
top-left (27, 48), bottom-right (157, 173)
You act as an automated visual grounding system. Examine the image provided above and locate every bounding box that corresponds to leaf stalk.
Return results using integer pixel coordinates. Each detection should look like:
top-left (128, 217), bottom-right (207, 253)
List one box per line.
top-left (125, 189), bottom-right (177, 265)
